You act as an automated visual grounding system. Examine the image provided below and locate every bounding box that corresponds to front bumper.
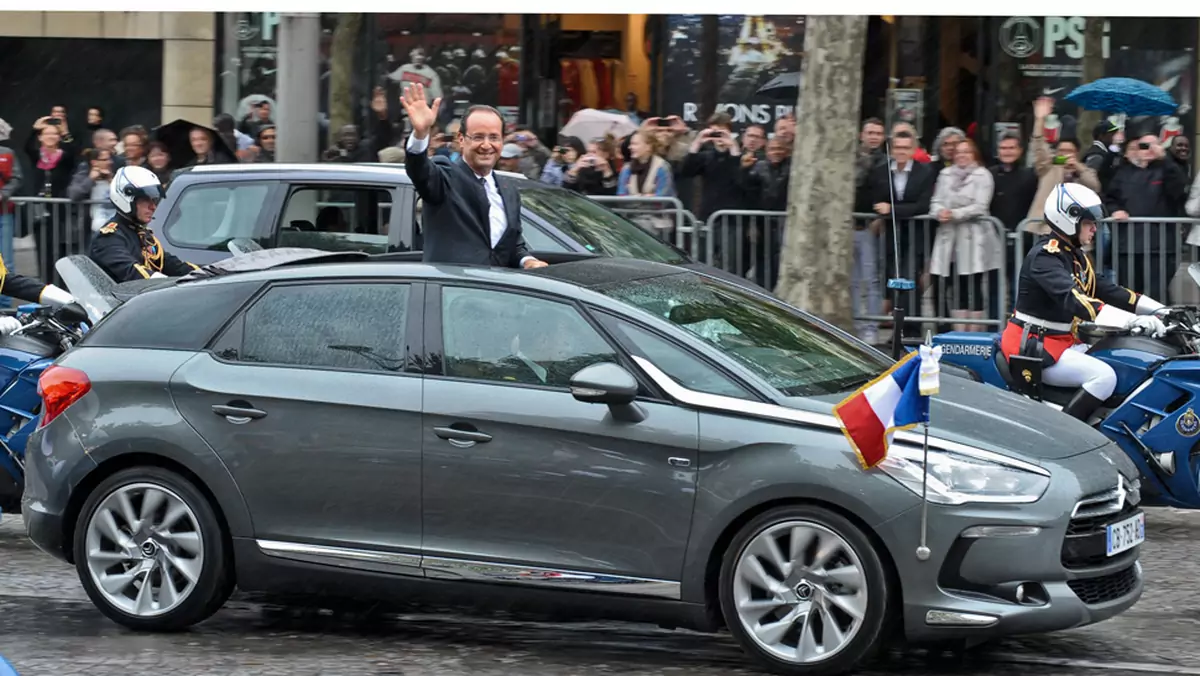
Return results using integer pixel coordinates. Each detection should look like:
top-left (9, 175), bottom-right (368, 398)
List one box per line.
top-left (878, 447), bottom-right (1143, 642)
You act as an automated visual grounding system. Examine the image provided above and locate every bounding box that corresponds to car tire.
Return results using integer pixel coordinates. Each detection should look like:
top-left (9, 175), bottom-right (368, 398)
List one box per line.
top-left (73, 466), bottom-right (233, 631)
top-left (718, 504), bottom-right (892, 676)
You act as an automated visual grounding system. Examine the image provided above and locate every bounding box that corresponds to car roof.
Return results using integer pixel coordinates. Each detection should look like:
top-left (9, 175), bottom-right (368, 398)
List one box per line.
top-left (183, 256), bottom-right (689, 305)
top-left (179, 163), bottom-right (530, 183)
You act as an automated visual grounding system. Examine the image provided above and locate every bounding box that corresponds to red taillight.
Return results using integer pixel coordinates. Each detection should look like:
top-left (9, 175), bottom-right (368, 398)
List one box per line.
top-left (37, 365), bottom-right (91, 428)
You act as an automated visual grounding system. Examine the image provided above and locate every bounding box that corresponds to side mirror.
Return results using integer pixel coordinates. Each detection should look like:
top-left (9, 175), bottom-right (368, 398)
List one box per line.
top-left (570, 362), bottom-right (639, 406)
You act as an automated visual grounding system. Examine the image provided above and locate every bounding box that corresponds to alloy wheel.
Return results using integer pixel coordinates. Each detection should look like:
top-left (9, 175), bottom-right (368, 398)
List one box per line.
top-left (83, 482), bottom-right (205, 617)
top-left (732, 520), bottom-right (868, 664)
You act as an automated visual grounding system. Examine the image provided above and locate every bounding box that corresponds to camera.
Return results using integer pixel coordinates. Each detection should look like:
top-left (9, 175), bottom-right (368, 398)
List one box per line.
top-left (1138, 141), bottom-right (1152, 150)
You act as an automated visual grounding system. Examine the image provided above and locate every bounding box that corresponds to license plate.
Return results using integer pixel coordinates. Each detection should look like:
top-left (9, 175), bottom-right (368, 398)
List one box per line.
top-left (1106, 512), bottom-right (1145, 556)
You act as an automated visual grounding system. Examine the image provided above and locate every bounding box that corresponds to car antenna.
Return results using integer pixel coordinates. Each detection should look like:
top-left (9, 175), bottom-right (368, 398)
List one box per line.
top-left (884, 138), bottom-right (915, 361)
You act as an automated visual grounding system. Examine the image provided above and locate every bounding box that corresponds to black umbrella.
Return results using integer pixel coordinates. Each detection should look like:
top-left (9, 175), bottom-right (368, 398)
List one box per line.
top-left (151, 119), bottom-right (236, 170)
top-left (756, 72), bottom-right (802, 101)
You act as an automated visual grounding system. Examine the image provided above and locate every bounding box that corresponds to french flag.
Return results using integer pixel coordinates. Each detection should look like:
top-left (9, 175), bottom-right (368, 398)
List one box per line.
top-left (834, 346), bottom-right (941, 469)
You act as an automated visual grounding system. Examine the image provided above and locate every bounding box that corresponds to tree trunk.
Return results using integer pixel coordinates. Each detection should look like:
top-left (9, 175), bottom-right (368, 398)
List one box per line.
top-left (1077, 18), bottom-right (1107, 146)
top-left (328, 13), bottom-right (363, 146)
top-left (775, 16), bottom-right (868, 332)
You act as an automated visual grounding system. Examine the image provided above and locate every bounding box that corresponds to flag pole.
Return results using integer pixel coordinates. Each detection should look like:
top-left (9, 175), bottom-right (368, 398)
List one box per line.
top-left (916, 329), bottom-right (933, 562)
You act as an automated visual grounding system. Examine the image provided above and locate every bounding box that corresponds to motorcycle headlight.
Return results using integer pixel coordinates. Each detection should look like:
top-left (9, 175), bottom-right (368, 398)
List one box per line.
top-left (878, 444), bottom-right (1050, 505)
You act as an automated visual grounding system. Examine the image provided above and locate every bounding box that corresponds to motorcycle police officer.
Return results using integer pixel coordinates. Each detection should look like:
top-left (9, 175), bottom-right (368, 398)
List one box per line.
top-left (89, 166), bottom-right (198, 282)
top-left (1001, 183), bottom-right (1168, 422)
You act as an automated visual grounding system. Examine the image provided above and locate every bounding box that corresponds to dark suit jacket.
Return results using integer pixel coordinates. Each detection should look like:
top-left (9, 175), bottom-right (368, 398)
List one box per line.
top-left (860, 160), bottom-right (936, 220)
top-left (405, 150), bottom-right (531, 268)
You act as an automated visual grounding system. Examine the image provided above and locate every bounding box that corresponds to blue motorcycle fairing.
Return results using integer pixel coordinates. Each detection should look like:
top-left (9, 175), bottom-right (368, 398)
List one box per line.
top-left (932, 329), bottom-right (1200, 509)
top-left (0, 345), bottom-right (54, 511)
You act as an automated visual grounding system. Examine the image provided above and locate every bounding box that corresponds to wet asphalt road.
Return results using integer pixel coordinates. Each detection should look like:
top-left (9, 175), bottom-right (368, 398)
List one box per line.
top-left (3, 511), bottom-right (1200, 676)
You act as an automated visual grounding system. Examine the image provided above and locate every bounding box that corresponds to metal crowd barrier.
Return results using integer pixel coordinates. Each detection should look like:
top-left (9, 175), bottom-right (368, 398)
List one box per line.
top-left (3, 197), bottom-right (105, 284)
top-left (1010, 217), bottom-right (1200, 305)
top-left (703, 210), bottom-right (1010, 337)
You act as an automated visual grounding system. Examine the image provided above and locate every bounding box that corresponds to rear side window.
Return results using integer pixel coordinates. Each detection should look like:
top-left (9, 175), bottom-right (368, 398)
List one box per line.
top-left (163, 182), bottom-right (272, 250)
top-left (81, 281), bottom-right (263, 351)
top-left (219, 283), bottom-right (410, 373)
top-left (278, 185), bottom-right (394, 253)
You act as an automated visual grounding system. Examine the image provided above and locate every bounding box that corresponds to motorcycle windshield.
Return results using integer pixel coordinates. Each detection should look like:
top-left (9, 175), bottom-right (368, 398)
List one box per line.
top-left (1189, 262), bottom-right (1200, 290)
top-left (228, 238), bottom-right (265, 255)
top-left (54, 255), bottom-right (118, 323)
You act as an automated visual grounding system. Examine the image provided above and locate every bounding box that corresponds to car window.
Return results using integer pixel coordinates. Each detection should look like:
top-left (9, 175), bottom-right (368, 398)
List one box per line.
top-left (232, 283), bottom-right (409, 373)
top-left (516, 186), bottom-right (687, 264)
top-left (278, 185), bottom-right (393, 254)
top-left (441, 287), bottom-right (617, 388)
top-left (520, 216), bottom-right (571, 252)
top-left (163, 182), bottom-right (271, 250)
top-left (605, 317), bottom-right (755, 400)
top-left (595, 272), bottom-right (891, 397)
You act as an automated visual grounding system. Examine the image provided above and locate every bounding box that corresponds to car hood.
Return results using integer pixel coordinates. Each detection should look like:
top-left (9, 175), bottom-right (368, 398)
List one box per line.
top-left (792, 376), bottom-right (1109, 462)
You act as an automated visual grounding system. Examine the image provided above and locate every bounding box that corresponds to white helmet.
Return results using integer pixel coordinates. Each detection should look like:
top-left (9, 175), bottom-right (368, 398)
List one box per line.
top-left (109, 165), bottom-right (165, 223)
top-left (1043, 183), bottom-right (1105, 240)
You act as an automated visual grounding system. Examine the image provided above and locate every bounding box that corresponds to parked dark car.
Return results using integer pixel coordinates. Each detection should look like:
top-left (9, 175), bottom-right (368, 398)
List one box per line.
top-left (149, 163), bottom-right (750, 284)
top-left (28, 253), bottom-right (1141, 676)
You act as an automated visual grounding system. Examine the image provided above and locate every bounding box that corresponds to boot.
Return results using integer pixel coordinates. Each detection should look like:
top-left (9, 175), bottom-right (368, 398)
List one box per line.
top-left (1062, 389), bottom-right (1105, 424)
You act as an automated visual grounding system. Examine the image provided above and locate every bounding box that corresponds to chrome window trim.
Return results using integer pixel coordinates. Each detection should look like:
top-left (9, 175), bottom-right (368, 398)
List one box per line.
top-left (630, 356), bottom-right (1051, 477)
top-left (255, 540), bottom-right (680, 600)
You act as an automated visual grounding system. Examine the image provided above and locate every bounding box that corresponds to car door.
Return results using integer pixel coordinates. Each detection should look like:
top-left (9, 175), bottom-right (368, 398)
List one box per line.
top-left (421, 283), bottom-right (699, 588)
top-left (171, 279), bottom-right (425, 566)
top-left (274, 182), bottom-right (398, 254)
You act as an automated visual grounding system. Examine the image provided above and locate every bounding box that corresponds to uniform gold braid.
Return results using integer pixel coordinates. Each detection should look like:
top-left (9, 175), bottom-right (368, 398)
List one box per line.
top-left (0, 254), bottom-right (7, 297)
top-left (141, 232), bottom-right (166, 272)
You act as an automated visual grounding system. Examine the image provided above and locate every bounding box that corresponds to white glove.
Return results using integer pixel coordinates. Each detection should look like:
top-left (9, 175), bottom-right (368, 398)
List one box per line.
top-left (150, 272), bottom-right (167, 279)
top-left (0, 317), bottom-right (22, 335)
top-left (1128, 314), bottom-right (1168, 338)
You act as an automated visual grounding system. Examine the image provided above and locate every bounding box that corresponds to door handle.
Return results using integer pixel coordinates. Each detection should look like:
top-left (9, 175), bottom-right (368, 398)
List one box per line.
top-left (434, 426), bottom-right (493, 444)
top-left (212, 403), bottom-right (267, 424)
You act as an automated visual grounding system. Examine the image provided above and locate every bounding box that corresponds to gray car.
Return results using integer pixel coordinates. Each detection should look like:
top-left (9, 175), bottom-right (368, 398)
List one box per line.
top-left (25, 253), bottom-right (1143, 676)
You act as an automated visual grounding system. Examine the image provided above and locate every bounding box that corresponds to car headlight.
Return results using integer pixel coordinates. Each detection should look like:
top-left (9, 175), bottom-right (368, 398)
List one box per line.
top-left (878, 444), bottom-right (1050, 505)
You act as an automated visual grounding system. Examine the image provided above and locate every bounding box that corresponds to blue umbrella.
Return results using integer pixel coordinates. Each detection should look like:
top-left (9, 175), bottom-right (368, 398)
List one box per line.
top-left (1066, 77), bottom-right (1178, 116)
top-left (0, 655), bottom-right (17, 676)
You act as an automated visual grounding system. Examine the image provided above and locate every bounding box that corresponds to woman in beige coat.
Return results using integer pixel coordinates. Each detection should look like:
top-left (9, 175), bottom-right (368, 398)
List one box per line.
top-left (929, 139), bottom-right (1000, 331)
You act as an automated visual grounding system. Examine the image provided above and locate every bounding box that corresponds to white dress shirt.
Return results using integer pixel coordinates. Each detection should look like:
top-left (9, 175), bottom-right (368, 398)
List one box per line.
top-left (406, 133), bottom-right (531, 267)
top-left (890, 159), bottom-right (913, 200)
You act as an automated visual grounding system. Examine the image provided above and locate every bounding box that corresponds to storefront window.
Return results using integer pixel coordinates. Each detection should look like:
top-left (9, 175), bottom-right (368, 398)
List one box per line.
top-left (374, 14), bottom-right (522, 129)
top-left (990, 16), bottom-right (1195, 154)
top-left (662, 15), bottom-right (806, 131)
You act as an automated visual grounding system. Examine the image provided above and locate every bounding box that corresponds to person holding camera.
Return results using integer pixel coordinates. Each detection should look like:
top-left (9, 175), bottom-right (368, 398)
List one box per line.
top-left (1025, 97), bottom-right (1100, 235)
top-left (539, 137), bottom-right (584, 187)
top-left (680, 112), bottom-right (746, 221)
top-left (67, 147), bottom-right (118, 233)
top-left (563, 136), bottom-right (619, 196)
top-left (505, 126), bottom-right (550, 180)
top-left (1104, 130), bottom-right (1189, 301)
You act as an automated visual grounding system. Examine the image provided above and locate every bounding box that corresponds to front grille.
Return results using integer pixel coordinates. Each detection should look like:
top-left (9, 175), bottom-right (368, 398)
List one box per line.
top-left (1061, 476), bottom-right (1142, 568)
top-left (1067, 564), bottom-right (1140, 605)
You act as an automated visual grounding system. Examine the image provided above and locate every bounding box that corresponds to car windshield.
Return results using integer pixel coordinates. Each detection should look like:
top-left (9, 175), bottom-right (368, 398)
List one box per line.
top-left (516, 186), bottom-right (688, 265)
top-left (596, 272), bottom-right (890, 397)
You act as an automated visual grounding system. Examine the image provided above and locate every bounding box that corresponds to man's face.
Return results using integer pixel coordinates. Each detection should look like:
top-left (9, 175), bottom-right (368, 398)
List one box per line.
top-left (135, 198), bottom-right (158, 224)
top-left (257, 103), bottom-right (271, 121)
top-left (123, 134), bottom-right (145, 160)
top-left (1173, 138), bottom-right (1190, 161)
top-left (861, 123), bottom-right (884, 150)
top-left (339, 125), bottom-right (360, 149)
top-left (998, 138), bottom-right (1022, 165)
top-left (743, 126), bottom-right (766, 152)
top-left (498, 156), bottom-right (520, 172)
top-left (460, 110), bottom-right (504, 174)
top-left (189, 129), bottom-right (211, 155)
top-left (1057, 141), bottom-right (1078, 159)
top-left (87, 108), bottom-right (102, 126)
top-left (51, 106), bottom-right (66, 121)
top-left (766, 138), bottom-right (788, 164)
top-left (774, 117), bottom-right (795, 144)
top-left (940, 134), bottom-right (963, 159)
top-left (93, 130), bottom-right (117, 152)
top-left (1078, 221), bottom-right (1097, 246)
top-left (260, 128), bottom-right (276, 152)
top-left (411, 49), bottom-right (426, 66)
top-left (891, 138), bottom-right (914, 164)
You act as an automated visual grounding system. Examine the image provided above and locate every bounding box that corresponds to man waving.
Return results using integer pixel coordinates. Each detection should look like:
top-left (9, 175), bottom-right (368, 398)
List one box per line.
top-left (401, 83), bottom-right (546, 270)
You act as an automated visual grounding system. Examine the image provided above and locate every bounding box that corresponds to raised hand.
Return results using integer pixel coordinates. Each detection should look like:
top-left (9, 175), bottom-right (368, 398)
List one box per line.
top-left (1033, 97), bottom-right (1054, 120)
top-left (399, 83), bottom-right (441, 140)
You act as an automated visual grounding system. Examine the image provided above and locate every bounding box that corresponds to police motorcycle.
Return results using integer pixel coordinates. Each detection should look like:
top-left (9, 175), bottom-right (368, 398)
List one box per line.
top-left (0, 298), bottom-right (90, 513)
top-left (932, 257), bottom-right (1200, 510)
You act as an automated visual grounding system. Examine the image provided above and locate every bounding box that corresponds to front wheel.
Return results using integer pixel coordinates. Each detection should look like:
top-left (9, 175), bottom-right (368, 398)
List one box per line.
top-left (718, 505), bottom-right (892, 676)
top-left (73, 466), bottom-right (233, 631)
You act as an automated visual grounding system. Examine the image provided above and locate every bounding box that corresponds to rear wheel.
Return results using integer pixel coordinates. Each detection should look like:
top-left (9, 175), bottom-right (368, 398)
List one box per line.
top-left (718, 505), bottom-right (892, 676)
top-left (73, 466), bottom-right (233, 631)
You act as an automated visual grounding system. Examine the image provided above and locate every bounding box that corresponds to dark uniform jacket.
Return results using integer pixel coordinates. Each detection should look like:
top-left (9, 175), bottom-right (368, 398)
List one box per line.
top-left (1015, 234), bottom-right (1140, 326)
top-left (0, 256), bottom-right (48, 304)
top-left (89, 213), bottom-right (198, 282)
